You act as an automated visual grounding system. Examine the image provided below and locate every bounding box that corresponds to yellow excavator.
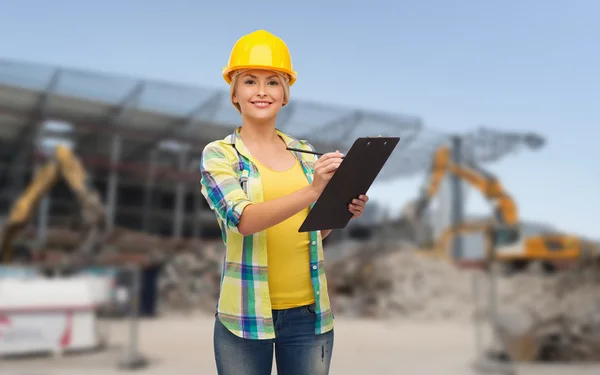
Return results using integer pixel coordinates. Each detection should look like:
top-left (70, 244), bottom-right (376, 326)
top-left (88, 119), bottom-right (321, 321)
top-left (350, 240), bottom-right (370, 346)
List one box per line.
top-left (0, 144), bottom-right (107, 264)
top-left (400, 144), bottom-right (595, 273)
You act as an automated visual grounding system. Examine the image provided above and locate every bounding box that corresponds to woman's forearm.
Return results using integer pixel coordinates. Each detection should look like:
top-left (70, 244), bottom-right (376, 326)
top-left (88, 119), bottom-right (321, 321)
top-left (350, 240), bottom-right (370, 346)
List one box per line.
top-left (237, 185), bottom-right (320, 236)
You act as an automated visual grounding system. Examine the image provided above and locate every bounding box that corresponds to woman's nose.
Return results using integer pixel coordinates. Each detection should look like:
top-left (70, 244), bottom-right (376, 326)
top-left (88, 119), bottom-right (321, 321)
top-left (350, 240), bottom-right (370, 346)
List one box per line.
top-left (256, 82), bottom-right (268, 96)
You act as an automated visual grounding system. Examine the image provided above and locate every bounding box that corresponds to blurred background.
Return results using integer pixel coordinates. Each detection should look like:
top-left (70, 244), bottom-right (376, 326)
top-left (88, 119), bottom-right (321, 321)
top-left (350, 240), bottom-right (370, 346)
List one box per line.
top-left (0, 1), bottom-right (598, 374)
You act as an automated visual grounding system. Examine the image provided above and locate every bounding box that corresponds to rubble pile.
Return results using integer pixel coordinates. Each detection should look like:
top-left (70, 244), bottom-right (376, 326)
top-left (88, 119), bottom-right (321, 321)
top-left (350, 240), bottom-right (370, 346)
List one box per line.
top-left (21, 226), bottom-right (600, 361)
top-left (325, 243), bottom-right (600, 362)
top-left (97, 228), bottom-right (225, 314)
top-left (326, 245), bottom-right (479, 320)
top-left (492, 260), bottom-right (600, 362)
top-left (156, 241), bottom-right (223, 314)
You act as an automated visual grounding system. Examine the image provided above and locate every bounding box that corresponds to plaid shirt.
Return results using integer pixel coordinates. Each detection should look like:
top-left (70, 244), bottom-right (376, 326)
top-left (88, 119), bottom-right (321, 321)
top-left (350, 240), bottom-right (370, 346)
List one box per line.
top-left (199, 127), bottom-right (334, 340)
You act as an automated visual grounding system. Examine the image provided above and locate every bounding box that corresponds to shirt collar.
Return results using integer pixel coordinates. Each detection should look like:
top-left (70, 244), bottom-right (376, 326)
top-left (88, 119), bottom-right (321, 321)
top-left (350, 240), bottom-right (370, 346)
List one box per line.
top-left (225, 127), bottom-right (306, 161)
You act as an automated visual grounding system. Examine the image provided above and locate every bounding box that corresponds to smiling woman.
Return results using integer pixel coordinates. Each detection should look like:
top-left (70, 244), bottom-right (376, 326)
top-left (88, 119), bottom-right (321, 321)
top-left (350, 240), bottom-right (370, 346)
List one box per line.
top-left (229, 70), bottom-right (290, 119)
top-left (198, 29), bottom-right (369, 375)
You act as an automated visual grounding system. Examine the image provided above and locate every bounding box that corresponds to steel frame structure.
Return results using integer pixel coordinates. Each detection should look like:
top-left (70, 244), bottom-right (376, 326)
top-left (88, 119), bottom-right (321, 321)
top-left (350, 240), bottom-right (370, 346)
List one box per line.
top-left (0, 58), bottom-right (546, 240)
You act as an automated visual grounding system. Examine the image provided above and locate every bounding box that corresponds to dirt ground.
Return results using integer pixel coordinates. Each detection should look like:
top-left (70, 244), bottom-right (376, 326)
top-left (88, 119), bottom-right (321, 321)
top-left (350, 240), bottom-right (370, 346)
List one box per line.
top-left (1, 313), bottom-right (599, 375)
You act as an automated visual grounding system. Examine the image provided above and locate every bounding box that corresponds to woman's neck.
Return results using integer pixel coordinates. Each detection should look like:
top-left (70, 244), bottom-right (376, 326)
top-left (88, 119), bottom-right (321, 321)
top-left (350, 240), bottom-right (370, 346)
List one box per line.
top-left (239, 116), bottom-right (280, 145)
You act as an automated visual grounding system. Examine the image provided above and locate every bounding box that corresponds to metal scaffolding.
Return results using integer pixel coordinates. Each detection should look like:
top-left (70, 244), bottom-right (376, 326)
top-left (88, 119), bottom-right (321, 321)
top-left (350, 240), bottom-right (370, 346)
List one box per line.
top-left (0, 58), bottom-right (546, 240)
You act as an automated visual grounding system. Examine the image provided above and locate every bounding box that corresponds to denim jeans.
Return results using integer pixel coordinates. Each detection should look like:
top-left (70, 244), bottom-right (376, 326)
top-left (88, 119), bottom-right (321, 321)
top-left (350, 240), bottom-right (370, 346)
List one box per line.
top-left (214, 303), bottom-right (334, 375)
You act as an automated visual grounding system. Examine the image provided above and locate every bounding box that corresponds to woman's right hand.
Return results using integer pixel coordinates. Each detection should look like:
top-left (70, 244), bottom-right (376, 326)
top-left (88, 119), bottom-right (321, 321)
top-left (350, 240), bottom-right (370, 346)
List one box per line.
top-left (311, 151), bottom-right (344, 195)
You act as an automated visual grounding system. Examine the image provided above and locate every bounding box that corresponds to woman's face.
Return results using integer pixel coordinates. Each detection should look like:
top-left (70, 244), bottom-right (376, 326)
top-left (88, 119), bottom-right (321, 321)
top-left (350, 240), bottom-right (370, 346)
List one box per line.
top-left (233, 69), bottom-right (286, 121)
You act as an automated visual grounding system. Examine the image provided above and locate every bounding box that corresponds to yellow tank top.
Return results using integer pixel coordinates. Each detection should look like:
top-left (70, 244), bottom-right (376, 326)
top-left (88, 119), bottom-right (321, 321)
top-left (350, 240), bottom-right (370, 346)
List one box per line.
top-left (254, 156), bottom-right (315, 310)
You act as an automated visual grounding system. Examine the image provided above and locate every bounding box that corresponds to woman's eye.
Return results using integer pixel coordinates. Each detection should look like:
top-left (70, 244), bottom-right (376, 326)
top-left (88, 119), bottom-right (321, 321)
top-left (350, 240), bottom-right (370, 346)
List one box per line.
top-left (244, 79), bottom-right (255, 84)
top-left (268, 80), bottom-right (279, 85)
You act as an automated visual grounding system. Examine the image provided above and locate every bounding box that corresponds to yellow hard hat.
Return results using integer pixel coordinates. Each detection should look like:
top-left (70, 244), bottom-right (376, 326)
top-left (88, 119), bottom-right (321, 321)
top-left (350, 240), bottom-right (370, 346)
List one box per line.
top-left (223, 30), bottom-right (297, 86)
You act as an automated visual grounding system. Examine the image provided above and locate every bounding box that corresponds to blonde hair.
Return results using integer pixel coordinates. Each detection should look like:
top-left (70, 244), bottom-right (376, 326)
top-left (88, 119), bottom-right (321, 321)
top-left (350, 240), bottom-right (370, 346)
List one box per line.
top-left (229, 70), bottom-right (291, 113)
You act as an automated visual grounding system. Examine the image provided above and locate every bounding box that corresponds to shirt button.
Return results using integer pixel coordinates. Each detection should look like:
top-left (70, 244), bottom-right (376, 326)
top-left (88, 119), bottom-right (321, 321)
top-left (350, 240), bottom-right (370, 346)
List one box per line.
top-left (311, 241), bottom-right (316, 245)
top-left (227, 201), bottom-right (233, 206)
top-left (312, 265), bottom-right (317, 270)
top-left (316, 291), bottom-right (320, 295)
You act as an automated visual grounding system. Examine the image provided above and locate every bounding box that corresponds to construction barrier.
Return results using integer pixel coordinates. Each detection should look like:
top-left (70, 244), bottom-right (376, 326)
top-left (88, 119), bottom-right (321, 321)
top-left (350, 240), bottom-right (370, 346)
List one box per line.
top-left (0, 263), bottom-right (148, 370)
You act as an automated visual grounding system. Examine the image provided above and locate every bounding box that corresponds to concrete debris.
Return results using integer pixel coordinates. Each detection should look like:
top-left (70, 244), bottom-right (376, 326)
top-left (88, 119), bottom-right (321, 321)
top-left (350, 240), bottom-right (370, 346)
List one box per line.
top-left (491, 261), bottom-right (600, 362)
top-left (20, 227), bottom-right (600, 362)
top-left (156, 241), bottom-right (223, 315)
top-left (326, 244), bottom-right (600, 362)
top-left (326, 246), bottom-right (477, 321)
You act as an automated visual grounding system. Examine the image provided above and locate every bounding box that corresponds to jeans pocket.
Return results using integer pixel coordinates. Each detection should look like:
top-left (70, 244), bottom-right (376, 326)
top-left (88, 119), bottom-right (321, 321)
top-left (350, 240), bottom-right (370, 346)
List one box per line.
top-left (304, 303), bottom-right (317, 316)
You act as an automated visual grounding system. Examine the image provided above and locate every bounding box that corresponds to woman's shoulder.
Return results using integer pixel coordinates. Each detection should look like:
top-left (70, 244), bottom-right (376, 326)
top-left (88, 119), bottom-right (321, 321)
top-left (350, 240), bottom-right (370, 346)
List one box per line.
top-left (199, 137), bottom-right (240, 176)
top-left (201, 137), bottom-right (237, 160)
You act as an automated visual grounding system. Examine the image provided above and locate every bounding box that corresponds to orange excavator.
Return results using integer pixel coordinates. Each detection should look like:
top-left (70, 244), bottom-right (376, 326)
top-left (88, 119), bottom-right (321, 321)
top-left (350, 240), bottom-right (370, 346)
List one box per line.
top-left (400, 144), bottom-right (596, 273)
top-left (0, 144), bottom-right (106, 264)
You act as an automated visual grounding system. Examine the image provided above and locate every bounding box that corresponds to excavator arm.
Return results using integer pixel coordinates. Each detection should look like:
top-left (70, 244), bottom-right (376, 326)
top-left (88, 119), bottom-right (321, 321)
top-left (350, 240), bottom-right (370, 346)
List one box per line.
top-left (398, 142), bottom-right (522, 258)
top-left (402, 144), bottom-right (518, 227)
top-left (396, 145), bottom-right (451, 245)
top-left (405, 145), bottom-right (588, 269)
top-left (419, 220), bottom-right (491, 259)
top-left (398, 145), bottom-right (451, 237)
top-left (447, 161), bottom-right (519, 228)
top-left (409, 145), bottom-right (451, 219)
top-left (0, 145), bottom-right (106, 264)
top-left (55, 145), bottom-right (107, 255)
top-left (400, 143), bottom-right (519, 240)
top-left (0, 162), bottom-right (60, 263)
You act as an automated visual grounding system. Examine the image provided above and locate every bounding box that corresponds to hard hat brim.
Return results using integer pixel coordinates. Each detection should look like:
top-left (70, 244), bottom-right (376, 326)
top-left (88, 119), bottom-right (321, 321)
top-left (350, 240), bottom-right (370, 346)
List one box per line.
top-left (223, 65), bottom-right (297, 86)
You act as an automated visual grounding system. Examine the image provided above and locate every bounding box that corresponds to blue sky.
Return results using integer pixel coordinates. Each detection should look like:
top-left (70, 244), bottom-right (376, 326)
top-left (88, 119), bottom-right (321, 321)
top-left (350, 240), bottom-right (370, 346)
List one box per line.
top-left (1, 0), bottom-right (598, 238)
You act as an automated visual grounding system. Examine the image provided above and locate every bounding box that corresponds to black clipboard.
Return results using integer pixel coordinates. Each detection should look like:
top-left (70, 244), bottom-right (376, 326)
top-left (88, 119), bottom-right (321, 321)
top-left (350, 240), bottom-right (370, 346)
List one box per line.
top-left (298, 136), bottom-right (400, 232)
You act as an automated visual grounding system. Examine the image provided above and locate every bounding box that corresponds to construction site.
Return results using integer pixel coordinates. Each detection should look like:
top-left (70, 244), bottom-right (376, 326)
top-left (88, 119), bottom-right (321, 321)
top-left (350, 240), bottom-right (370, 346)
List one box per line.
top-left (1, 58), bottom-right (599, 375)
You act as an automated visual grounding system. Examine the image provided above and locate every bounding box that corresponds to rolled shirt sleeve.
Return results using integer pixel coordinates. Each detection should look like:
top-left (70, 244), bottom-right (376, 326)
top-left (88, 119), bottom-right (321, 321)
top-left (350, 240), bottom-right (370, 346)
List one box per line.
top-left (200, 143), bottom-right (252, 234)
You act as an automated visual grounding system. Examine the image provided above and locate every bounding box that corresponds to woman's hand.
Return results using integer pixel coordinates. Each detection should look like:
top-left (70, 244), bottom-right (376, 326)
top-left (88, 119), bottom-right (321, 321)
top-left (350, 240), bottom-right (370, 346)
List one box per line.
top-left (349, 194), bottom-right (369, 219)
top-left (311, 151), bottom-right (344, 196)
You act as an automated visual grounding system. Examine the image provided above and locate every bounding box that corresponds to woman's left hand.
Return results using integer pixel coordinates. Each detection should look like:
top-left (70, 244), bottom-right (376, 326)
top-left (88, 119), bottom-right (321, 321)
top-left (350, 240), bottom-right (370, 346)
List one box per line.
top-left (349, 194), bottom-right (369, 219)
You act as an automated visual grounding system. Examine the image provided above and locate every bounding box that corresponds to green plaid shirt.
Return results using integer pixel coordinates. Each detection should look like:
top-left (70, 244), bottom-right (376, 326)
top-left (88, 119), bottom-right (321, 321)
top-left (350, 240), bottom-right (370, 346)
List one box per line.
top-left (199, 127), bottom-right (334, 340)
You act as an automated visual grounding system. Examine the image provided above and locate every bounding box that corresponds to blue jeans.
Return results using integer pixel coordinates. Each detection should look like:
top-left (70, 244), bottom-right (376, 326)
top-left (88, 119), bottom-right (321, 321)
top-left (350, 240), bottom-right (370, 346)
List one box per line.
top-left (214, 303), bottom-right (334, 375)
